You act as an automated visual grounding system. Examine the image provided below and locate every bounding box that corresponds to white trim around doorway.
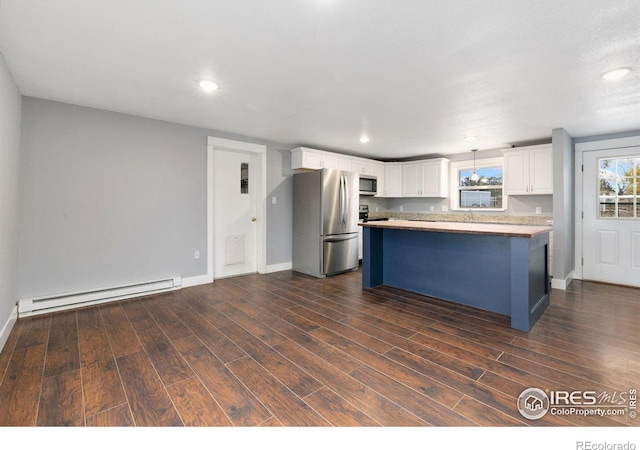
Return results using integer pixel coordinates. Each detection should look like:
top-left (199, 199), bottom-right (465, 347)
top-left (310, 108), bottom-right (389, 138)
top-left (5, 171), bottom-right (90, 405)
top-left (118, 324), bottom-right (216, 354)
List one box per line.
top-left (574, 135), bottom-right (640, 282)
top-left (207, 136), bottom-right (268, 281)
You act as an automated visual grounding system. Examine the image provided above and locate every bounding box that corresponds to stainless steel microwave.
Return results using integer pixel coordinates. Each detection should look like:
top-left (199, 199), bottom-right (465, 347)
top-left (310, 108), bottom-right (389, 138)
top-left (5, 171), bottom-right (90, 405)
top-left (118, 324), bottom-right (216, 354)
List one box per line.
top-left (359, 175), bottom-right (377, 196)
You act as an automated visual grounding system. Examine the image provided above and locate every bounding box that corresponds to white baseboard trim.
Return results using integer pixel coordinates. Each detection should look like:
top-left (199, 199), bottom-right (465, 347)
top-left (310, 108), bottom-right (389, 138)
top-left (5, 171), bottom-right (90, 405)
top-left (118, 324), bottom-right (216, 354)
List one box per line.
top-left (263, 262), bottom-right (292, 274)
top-left (135, 265), bottom-right (287, 291)
top-left (0, 305), bottom-right (18, 355)
top-left (551, 271), bottom-right (575, 290)
top-left (182, 274), bottom-right (214, 288)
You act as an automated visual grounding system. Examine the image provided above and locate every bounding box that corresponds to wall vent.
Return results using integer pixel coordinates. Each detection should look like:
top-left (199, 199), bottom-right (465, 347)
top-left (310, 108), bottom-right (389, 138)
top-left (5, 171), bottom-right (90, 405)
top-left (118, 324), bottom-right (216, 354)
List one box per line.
top-left (18, 276), bottom-right (182, 317)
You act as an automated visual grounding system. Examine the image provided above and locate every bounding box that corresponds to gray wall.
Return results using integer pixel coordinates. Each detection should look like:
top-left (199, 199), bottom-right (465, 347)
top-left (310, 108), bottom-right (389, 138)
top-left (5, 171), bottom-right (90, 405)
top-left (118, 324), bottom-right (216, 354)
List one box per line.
top-left (574, 129), bottom-right (640, 144)
top-left (0, 53), bottom-right (22, 336)
top-left (552, 128), bottom-right (575, 284)
top-left (265, 147), bottom-right (293, 266)
top-left (18, 98), bottom-right (293, 300)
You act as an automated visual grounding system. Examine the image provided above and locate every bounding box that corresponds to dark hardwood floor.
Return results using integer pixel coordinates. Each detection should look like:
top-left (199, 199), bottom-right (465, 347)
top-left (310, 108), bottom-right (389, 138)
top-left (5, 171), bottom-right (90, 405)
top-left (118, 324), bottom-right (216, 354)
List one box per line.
top-left (1, 268), bottom-right (638, 427)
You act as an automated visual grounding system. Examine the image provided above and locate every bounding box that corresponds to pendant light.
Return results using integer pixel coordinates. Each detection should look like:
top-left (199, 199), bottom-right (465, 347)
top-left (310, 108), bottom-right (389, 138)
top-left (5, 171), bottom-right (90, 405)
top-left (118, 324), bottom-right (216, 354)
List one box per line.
top-left (470, 149), bottom-right (479, 182)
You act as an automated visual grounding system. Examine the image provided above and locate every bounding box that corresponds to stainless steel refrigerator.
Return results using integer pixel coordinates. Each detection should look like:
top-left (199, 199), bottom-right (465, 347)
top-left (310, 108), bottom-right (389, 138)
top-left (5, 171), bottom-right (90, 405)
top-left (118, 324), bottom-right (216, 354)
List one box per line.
top-left (293, 169), bottom-right (359, 278)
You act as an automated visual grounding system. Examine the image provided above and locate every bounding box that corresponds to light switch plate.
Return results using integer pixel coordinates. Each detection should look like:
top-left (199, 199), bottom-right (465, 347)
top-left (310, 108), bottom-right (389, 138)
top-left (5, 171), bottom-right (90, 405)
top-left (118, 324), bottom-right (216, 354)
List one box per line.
top-left (536, 206), bottom-right (542, 215)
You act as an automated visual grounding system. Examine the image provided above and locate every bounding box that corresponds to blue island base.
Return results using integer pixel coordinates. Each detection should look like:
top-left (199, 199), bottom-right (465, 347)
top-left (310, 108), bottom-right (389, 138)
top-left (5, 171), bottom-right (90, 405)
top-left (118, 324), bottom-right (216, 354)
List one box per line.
top-left (362, 226), bottom-right (550, 332)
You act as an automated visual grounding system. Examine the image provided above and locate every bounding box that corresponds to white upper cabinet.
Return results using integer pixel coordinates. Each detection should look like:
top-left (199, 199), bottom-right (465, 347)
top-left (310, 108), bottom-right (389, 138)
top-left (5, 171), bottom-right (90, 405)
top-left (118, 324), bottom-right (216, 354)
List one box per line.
top-left (402, 162), bottom-right (422, 196)
top-left (383, 163), bottom-right (403, 197)
top-left (373, 162), bottom-right (385, 198)
top-left (421, 158), bottom-right (449, 197)
top-left (292, 148), bottom-right (323, 170)
top-left (351, 158), bottom-right (376, 176)
top-left (504, 144), bottom-right (553, 195)
top-left (402, 158), bottom-right (449, 197)
top-left (290, 147), bottom-right (351, 171)
top-left (319, 151), bottom-right (341, 169)
top-left (290, 147), bottom-right (450, 198)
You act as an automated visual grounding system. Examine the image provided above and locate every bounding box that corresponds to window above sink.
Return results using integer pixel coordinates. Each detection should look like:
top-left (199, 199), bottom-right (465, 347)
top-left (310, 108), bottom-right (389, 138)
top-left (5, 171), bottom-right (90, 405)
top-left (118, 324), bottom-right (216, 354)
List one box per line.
top-left (450, 157), bottom-right (507, 211)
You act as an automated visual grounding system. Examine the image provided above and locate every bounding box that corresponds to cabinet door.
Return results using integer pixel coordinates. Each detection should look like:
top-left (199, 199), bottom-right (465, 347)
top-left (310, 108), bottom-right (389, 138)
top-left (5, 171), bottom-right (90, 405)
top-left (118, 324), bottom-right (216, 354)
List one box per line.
top-left (360, 160), bottom-right (375, 175)
top-left (321, 153), bottom-right (341, 169)
top-left (504, 146), bottom-right (553, 195)
top-left (351, 159), bottom-right (375, 175)
top-left (338, 157), bottom-right (352, 171)
top-left (420, 161), bottom-right (442, 197)
top-left (504, 151), bottom-right (529, 195)
top-left (530, 146), bottom-right (553, 194)
top-left (402, 163), bottom-right (422, 196)
top-left (301, 151), bottom-right (323, 170)
top-left (374, 162), bottom-right (385, 198)
top-left (383, 164), bottom-right (403, 197)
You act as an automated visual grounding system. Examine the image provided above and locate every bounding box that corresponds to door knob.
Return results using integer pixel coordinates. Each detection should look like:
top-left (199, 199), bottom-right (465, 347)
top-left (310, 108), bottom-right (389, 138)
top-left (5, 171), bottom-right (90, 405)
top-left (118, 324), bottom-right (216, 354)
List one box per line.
top-left (251, 217), bottom-right (257, 222)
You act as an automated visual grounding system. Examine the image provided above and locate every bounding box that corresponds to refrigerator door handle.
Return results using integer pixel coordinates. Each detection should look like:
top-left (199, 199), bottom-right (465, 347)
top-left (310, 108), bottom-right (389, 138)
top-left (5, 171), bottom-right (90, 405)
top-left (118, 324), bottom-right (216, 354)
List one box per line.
top-left (340, 174), bottom-right (346, 229)
top-left (343, 174), bottom-right (348, 229)
top-left (324, 234), bottom-right (358, 242)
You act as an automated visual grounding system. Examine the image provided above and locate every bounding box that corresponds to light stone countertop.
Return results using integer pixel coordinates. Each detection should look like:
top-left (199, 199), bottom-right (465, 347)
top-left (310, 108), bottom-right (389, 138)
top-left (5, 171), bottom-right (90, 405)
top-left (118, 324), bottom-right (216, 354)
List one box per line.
top-left (367, 211), bottom-right (553, 227)
top-left (359, 219), bottom-right (553, 238)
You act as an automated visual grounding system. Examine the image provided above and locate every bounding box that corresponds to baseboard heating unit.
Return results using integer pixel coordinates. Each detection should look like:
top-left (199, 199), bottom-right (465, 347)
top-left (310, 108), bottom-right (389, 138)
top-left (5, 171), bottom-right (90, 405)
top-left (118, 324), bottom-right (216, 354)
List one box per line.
top-left (18, 276), bottom-right (182, 318)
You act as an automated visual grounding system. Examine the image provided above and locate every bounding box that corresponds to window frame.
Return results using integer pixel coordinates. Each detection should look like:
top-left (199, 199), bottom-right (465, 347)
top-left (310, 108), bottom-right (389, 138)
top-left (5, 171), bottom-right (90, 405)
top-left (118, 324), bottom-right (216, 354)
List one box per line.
top-left (450, 156), bottom-right (508, 212)
top-left (597, 155), bottom-right (639, 220)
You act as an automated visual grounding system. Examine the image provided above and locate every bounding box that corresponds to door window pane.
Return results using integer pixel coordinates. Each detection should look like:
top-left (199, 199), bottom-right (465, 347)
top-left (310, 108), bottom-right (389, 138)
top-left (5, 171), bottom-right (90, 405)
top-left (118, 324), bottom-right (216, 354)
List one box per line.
top-left (598, 156), bottom-right (639, 219)
top-left (240, 162), bottom-right (249, 194)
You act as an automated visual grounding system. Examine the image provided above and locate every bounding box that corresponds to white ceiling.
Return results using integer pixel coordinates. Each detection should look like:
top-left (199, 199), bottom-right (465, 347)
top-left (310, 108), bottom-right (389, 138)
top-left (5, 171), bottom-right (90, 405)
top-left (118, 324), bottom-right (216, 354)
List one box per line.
top-left (1, 0), bottom-right (638, 160)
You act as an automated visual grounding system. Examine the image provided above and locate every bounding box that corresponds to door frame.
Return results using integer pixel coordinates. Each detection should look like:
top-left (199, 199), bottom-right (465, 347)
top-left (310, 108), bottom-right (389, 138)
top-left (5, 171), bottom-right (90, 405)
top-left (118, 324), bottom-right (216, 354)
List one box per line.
top-left (207, 136), bottom-right (267, 281)
top-left (574, 135), bottom-right (640, 281)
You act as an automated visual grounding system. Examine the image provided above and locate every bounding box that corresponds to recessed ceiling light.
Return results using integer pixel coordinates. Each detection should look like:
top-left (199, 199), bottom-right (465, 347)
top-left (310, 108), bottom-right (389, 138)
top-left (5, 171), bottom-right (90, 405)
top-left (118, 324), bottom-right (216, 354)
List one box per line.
top-left (601, 67), bottom-right (631, 81)
top-left (360, 136), bottom-right (370, 143)
top-left (199, 80), bottom-right (219, 92)
top-left (464, 136), bottom-right (477, 142)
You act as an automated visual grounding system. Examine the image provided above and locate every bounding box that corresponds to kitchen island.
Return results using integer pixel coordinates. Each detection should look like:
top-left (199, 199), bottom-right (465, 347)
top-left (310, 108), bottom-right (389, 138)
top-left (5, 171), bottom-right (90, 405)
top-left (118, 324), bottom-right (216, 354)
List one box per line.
top-left (360, 220), bottom-right (552, 331)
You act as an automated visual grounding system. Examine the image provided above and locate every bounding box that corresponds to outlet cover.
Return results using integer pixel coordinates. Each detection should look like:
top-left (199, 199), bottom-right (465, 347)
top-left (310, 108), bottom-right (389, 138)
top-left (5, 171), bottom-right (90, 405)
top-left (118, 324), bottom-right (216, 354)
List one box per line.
top-left (429, 205), bottom-right (434, 212)
top-left (399, 205), bottom-right (403, 211)
top-left (194, 250), bottom-right (200, 259)
top-left (536, 207), bottom-right (542, 215)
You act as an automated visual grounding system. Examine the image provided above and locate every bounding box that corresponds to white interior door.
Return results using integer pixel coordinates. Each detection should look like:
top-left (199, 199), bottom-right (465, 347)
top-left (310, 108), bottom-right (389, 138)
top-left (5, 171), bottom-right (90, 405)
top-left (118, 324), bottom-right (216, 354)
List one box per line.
top-left (582, 146), bottom-right (640, 287)
top-left (213, 149), bottom-right (258, 278)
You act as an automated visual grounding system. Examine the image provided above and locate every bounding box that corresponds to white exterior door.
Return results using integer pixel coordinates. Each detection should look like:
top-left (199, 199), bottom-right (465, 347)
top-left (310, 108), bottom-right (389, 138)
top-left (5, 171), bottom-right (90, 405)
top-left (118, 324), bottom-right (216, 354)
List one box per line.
top-left (582, 146), bottom-right (640, 287)
top-left (213, 149), bottom-right (259, 278)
